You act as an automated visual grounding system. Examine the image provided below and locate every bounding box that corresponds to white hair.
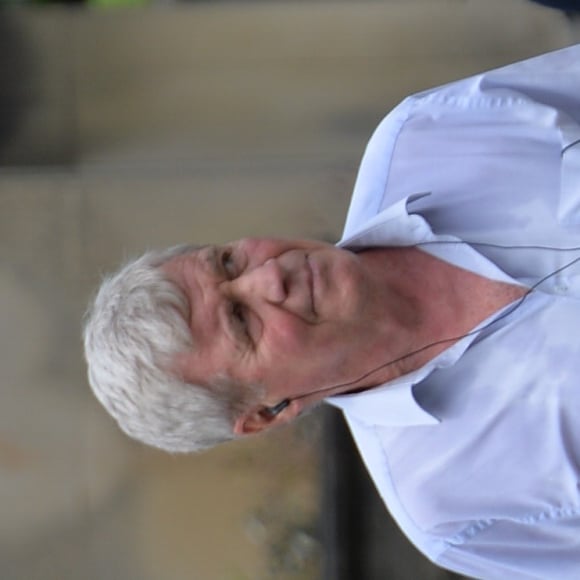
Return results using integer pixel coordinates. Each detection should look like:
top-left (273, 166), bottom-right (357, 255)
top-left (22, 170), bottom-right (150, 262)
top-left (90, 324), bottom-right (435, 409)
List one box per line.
top-left (83, 246), bottom-right (251, 453)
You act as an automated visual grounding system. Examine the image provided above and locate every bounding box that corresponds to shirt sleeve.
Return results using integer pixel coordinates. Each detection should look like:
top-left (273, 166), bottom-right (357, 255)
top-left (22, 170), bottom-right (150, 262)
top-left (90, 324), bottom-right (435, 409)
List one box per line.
top-left (343, 44), bottom-right (580, 239)
top-left (436, 509), bottom-right (580, 580)
top-left (410, 44), bottom-right (580, 122)
top-left (480, 44), bottom-right (580, 123)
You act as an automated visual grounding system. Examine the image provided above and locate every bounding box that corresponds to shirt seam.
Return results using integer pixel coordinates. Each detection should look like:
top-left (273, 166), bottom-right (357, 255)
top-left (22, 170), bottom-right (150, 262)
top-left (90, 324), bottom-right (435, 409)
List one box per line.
top-left (415, 91), bottom-right (531, 110)
top-left (377, 97), bottom-right (416, 213)
top-left (442, 504), bottom-right (580, 550)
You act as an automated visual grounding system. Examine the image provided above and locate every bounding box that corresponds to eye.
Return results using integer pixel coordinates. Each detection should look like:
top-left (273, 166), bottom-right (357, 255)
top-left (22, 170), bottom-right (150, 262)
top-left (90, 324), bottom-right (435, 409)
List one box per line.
top-left (231, 302), bottom-right (249, 335)
top-left (221, 249), bottom-right (236, 278)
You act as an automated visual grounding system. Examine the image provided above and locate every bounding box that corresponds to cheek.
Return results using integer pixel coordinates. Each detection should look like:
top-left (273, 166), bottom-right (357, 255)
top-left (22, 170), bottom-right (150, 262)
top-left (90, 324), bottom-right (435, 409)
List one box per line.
top-left (265, 315), bottom-right (309, 354)
top-left (265, 317), bottom-right (351, 368)
top-left (242, 238), bottom-right (332, 264)
top-left (241, 238), bottom-right (295, 260)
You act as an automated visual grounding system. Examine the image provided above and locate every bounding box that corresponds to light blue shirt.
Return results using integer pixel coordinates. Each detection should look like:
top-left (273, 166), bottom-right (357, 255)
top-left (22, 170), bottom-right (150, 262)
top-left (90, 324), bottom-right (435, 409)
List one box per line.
top-left (328, 45), bottom-right (580, 580)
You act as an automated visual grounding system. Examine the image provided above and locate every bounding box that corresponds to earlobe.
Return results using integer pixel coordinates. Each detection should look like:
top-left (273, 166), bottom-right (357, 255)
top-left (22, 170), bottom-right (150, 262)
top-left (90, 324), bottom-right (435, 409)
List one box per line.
top-left (233, 402), bottom-right (299, 436)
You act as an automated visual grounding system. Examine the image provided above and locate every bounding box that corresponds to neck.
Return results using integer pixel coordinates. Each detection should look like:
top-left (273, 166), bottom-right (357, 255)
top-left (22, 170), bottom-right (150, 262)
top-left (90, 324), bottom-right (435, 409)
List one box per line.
top-left (349, 246), bottom-right (526, 388)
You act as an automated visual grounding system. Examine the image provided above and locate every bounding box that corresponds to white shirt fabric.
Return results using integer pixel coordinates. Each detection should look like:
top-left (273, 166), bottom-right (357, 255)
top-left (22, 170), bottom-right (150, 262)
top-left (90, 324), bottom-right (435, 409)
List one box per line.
top-left (327, 44), bottom-right (580, 580)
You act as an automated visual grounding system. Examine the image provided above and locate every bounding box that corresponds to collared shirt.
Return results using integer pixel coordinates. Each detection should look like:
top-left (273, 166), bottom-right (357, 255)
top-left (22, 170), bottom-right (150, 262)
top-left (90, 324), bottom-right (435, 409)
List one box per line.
top-left (327, 44), bottom-right (580, 580)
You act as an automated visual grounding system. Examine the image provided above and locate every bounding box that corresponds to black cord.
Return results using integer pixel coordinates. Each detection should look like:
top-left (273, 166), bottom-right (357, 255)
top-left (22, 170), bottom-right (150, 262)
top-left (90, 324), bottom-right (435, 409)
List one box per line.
top-left (419, 239), bottom-right (580, 253)
top-left (562, 138), bottom-right (580, 156)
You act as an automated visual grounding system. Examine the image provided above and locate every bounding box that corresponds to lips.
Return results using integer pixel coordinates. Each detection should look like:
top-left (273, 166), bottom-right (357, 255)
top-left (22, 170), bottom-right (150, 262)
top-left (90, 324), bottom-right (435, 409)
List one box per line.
top-left (305, 253), bottom-right (317, 317)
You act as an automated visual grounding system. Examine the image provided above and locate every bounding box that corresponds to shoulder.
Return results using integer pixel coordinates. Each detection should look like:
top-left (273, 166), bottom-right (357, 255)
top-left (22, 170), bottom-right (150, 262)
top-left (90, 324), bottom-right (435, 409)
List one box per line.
top-left (343, 46), bottom-right (580, 238)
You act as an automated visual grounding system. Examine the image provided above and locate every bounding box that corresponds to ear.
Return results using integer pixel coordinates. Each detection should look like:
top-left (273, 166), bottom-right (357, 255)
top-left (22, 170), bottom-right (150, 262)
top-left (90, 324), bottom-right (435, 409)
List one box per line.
top-left (233, 401), bottom-right (301, 437)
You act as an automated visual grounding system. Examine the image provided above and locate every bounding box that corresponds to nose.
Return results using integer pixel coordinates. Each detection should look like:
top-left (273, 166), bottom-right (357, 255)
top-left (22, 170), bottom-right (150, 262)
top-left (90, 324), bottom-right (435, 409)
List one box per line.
top-left (225, 258), bottom-right (287, 304)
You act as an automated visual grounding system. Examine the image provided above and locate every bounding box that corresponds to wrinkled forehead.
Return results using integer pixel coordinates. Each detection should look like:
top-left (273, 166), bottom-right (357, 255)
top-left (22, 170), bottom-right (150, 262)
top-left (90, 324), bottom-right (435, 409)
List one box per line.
top-left (155, 243), bottom-right (206, 269)
top-left (159, 247), bottom-right (222, 361)
top-left (160, 245), bottom-right (213, 298)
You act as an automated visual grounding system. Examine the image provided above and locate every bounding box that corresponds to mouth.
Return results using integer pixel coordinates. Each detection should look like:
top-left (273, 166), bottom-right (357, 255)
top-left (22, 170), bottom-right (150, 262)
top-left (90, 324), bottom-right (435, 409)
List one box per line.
top-left (305, 253), bottom-right (317, 317)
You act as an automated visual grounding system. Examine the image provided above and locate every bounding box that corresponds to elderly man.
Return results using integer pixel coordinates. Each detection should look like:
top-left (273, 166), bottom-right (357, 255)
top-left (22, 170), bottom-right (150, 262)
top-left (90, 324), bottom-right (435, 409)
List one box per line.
top-left (84, 45), bottom-right (580, 579)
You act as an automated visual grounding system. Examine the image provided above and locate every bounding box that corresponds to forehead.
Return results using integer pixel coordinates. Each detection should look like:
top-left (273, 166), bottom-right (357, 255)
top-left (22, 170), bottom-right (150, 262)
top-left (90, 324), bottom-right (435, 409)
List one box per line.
top-left (161, 248), bottom-right (205, 293)
top-left (161, 247), bottom-right (214, 312)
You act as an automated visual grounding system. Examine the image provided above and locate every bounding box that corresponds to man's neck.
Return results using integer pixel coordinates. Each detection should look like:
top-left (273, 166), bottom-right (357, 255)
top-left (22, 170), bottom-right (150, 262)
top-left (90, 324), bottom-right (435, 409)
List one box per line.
top-left (354, 246), bottom-right (526, 385)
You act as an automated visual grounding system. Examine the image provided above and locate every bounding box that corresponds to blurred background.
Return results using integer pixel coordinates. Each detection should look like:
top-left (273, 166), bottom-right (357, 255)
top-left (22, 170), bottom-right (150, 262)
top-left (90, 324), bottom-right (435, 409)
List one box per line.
top-left (0, 1), bottom-right (578, 579)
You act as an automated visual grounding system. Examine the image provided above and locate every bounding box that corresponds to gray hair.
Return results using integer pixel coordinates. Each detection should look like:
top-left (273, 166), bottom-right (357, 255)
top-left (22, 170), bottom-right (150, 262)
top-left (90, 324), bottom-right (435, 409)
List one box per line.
top-left (83, 245), bottom-right (248, 453)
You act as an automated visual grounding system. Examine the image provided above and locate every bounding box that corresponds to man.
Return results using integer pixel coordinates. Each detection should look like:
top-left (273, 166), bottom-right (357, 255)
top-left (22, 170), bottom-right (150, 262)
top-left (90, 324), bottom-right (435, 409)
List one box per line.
top-left (84, 45), bottom-right (580, 579)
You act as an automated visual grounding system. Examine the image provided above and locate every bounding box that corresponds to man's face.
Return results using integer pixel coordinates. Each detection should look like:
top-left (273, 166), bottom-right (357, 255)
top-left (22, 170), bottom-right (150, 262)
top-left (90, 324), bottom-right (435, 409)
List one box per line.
top-left (162, 237), bottom-right (384, 410)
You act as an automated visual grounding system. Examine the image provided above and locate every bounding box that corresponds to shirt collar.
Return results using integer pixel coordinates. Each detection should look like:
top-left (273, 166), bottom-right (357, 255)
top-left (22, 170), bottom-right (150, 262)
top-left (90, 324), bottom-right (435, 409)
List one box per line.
top-left (328, 193), bottom-right (519, 427)
top-left (338, 192), bottom-right (433, 248)
top-left (326, 312), bottom-right (497, 427)
top-left (339, 192), bottom-right (523, 285)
